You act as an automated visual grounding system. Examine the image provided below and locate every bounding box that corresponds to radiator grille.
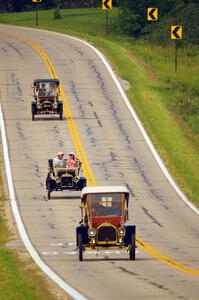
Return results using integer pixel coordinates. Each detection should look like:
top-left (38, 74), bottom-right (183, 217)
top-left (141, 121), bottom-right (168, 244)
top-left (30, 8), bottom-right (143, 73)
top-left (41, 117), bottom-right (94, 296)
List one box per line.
top-left (97, 225), bottom-right (116, 242)
top-left (61, 177), bottom-right (73, 187)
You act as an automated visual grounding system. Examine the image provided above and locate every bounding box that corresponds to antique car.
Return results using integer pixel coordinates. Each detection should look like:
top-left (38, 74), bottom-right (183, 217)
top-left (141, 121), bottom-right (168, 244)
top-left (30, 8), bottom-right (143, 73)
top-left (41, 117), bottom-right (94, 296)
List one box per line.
top-left (31, 79), bottom-right (63, 120)
top-left (76, 186), bottom-right (136, 261)
top-left (46, 158), bottom-right (87, 199)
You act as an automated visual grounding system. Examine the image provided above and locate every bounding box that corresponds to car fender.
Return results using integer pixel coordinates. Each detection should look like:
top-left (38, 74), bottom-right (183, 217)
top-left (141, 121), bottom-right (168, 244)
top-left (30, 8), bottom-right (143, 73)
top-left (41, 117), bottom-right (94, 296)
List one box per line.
top-left (31, 101), bottom-right (36, 112)
top-left (76, 226), bottom-right (89, 246)
top-left (123, 224), bottom-right (136, 246)
top-left (57, 101), bottom-right (63, 113)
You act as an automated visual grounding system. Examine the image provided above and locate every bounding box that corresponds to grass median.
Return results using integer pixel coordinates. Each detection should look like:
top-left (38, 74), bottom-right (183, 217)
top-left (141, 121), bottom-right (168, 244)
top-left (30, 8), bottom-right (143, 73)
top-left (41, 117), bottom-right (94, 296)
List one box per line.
top-left (0, 8), bottom-right (198, 203)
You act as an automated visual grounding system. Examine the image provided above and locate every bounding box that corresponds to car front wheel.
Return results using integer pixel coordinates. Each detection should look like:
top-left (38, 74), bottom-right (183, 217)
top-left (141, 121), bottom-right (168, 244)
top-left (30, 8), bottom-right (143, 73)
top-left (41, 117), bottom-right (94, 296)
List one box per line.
top-left (78, 233), bottom-right (83, 261)
top-left (47, 182), bottom-right (51, 200)
top-left (129, 233), bottom-right (136, 260)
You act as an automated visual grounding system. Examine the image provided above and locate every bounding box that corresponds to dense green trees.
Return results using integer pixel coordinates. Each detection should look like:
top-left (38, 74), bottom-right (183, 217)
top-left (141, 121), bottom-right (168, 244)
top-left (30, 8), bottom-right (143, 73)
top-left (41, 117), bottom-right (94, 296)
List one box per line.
top-left (117, 0), bottom-right (199, 44)
top-left (0, 0), bottom-right (100, 12)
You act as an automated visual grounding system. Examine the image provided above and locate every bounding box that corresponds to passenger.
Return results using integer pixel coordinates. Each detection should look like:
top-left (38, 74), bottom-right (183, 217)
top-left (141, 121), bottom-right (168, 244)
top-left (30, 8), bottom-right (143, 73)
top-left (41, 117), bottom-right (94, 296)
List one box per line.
top-left (67, 152), bottom-right (77, 168)
top-left (53, 151), bottom-right (64, 168)
top-left (48, 89), bottom-right (55, 97)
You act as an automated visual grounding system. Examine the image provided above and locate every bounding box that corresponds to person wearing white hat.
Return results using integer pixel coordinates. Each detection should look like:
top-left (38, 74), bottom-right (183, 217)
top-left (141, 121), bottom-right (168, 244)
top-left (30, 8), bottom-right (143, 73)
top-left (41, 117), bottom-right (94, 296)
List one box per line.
top-left (53, 151), bottom-right (64, 167)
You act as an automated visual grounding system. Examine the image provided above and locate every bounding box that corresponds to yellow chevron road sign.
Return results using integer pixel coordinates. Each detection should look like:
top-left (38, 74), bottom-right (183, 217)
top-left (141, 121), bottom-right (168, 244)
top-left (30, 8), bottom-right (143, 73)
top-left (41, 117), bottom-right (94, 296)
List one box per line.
top-left (147, 8), bottom-right (158, 21)
top-left (32, 0), bottom-right (42, 2)
top-left (102, 0), bottom-right (112, 10)
top-left (171, 25), bottom-right (183, 39)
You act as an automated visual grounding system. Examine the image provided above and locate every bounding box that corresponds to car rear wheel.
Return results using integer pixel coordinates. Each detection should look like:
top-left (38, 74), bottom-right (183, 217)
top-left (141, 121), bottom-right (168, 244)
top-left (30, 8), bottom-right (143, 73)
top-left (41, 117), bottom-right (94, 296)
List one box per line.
top-left (47, 182), bottom-right (51, 200)
top-left (78, 233), bottom-right (83, 261)
top-left (129, 233), bottom-right (136, 260)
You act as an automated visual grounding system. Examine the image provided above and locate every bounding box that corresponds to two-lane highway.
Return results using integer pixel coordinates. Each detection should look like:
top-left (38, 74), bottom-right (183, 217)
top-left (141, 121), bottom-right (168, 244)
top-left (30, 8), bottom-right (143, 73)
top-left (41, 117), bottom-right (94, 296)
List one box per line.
top-left (0, 25), bottom-right (199, 300)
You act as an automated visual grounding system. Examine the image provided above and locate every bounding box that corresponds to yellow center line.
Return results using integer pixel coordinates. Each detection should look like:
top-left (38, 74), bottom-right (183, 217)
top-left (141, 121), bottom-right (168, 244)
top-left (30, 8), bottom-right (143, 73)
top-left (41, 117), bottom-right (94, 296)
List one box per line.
top-left (14, 33), bottom-right (96, 187)
top-left (136, 236), bottom-right (199, 276)
top-left (3, 32), bottom-right (199, 277)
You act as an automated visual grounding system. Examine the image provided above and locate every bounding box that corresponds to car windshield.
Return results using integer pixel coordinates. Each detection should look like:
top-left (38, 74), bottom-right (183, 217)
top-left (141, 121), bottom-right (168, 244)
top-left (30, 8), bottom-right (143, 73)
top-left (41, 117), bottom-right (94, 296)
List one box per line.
top-left (90, 193), bottom-right (122, 217)
top-left (36, 82), bottom-right (57, 97)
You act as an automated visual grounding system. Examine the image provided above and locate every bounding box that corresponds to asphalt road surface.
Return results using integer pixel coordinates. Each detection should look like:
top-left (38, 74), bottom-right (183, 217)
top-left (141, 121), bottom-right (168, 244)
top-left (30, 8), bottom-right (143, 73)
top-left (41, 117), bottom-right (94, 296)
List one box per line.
top-left (0, 25), bottom-right (199, 300)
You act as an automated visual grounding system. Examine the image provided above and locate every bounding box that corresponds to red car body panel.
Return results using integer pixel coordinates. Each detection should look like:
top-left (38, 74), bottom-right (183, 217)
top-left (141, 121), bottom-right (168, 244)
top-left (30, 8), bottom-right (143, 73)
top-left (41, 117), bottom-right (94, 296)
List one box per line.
top-left (90, 216), bottom-right (122, 229)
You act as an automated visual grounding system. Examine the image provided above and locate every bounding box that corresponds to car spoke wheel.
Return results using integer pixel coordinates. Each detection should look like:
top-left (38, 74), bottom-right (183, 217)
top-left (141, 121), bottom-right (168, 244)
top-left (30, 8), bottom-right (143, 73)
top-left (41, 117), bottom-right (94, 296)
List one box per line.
top-left (78, 233), bottom-right (83, 261)
top-left (47, 182), bottom-right (51, 200)
top-left (129, 233), bottom-right (136, 260)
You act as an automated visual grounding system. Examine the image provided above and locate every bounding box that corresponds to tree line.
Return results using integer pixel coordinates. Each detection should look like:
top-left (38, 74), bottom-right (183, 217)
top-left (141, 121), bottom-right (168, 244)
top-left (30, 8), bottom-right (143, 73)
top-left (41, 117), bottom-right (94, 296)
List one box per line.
top-left (0, 1), bottom-right (118, 12)
top-left (117, 0), bottom-right (199, 45)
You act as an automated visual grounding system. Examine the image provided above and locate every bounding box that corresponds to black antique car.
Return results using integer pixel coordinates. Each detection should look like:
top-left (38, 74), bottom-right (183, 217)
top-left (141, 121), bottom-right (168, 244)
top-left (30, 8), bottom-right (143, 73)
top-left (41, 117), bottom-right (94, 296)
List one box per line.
top-left (46, 158), bottom-right (87, 200)
top-left (32, 79), bottom-right (63, 120)
top-left (76, 186), bottom-right (136, 261)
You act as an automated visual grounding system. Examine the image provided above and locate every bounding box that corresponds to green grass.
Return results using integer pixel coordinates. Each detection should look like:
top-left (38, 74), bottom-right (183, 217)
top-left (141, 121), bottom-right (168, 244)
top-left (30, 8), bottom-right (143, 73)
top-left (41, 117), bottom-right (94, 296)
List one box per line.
top-left (0, 7), bottom-right (198, 206)
top-left (0, 156), bottom-right (65, 300)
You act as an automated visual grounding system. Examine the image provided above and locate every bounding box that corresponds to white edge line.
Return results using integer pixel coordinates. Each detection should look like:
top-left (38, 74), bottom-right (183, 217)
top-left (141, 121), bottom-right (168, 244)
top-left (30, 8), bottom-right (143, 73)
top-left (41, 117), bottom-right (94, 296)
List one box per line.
top-left (53, 31), bottom-right (199, 215)
top-left (0, 103), bottom-right (88, 300)
top-left (1, 25), bottom-right (198, 215)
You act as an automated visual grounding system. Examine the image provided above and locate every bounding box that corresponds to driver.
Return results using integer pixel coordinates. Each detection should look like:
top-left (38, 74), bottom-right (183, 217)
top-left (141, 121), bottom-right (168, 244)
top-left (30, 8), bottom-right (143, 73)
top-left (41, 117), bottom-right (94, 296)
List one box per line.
top-left (38, 83), bottom-right (47, 96)
top-left (53, 151), bottom-right (64, 168)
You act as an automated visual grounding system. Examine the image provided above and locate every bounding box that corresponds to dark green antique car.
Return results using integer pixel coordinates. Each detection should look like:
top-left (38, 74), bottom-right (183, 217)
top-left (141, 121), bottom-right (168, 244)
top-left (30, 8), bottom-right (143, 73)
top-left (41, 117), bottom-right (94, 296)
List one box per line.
top-left (46, 158), bottom-right (87, 200)
top-left (32, 79), bottom-right (63, 120)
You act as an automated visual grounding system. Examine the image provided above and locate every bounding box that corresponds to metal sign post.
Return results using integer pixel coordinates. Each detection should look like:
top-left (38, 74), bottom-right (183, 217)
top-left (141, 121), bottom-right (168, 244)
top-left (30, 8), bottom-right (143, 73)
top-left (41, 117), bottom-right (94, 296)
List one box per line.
top-left (106, 9), bottom-right (108, 35)
top-left (36, 2), bottom-right (39, 26)
top-left (151, 22), bottom-right (154, 50)
top-left (147, 8), bottom-right (158, 50)
top-left (175, 40), bottom-right (178, 72)
top-left (170, 25), bottom-right (183, 71)
top-left (102, 0), bottom-right (112, 35)
top-left (32, 0), bottom-right (42, 27)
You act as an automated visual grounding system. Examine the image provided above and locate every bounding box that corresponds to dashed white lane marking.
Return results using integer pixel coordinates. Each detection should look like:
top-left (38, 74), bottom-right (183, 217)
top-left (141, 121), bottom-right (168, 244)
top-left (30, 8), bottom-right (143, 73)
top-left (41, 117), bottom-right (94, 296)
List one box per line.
top-left (65, 251), bottom-right (77, 255)
top-left (42, 250), bottom-right (139, 256)
top-left (42, 252), bottom-right (59, 255)
top-left (49, 243), bottom-right (64, 247)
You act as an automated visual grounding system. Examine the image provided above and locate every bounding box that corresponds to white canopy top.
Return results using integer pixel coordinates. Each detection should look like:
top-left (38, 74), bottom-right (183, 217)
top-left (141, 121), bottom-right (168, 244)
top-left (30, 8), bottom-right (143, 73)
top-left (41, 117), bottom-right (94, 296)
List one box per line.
top-left (81, 186), bottom-right (129, 198)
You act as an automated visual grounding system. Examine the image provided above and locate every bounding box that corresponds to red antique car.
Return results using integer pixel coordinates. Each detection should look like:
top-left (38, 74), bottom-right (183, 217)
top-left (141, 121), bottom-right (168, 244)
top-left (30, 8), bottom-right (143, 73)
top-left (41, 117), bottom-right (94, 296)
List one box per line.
top-left (76, 186), bottom-right (136, 261)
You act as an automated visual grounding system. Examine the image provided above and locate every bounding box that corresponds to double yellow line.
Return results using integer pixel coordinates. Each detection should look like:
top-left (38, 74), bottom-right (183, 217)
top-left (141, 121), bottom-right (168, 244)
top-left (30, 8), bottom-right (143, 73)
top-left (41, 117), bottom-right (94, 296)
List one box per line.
top-left (14, 34), bottom-right (96, 187)
top-left (4, 32), bottom-right (199, 277)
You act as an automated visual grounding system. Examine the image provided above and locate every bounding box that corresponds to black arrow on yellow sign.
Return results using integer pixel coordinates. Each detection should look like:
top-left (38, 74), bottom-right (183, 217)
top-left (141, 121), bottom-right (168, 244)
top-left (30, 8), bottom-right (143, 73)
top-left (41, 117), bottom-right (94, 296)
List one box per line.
top-left (102, 0), bottom-right (112, 10)
top-left (147, 8), bottom-right (158, 21)
top-left (104, 0), bottom-right (110, 9)
top-left (149, 8), bottom-right (156, 20)
top-left (171, 26), bottom-right (182, 39)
